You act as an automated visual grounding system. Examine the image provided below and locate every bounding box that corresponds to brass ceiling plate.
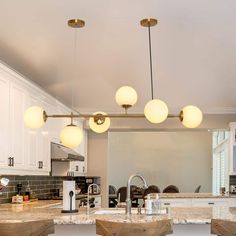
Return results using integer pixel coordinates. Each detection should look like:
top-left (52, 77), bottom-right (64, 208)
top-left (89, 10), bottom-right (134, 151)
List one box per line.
top-left (68, 19), bottom-right (85, 28)
top-left (140, 18), bottom-right (158, 27)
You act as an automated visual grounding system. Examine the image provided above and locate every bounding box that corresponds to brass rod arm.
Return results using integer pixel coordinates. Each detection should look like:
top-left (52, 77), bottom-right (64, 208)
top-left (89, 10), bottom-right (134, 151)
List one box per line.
top-left (45, 113), bottom-right (181, 119)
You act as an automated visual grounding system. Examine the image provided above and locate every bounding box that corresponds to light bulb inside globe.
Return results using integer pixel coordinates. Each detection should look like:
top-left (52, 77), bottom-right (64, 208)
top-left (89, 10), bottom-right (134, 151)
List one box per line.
top-left (24, 106), bottom-right (46, 129)
top-left (180, 105), bottom-right (203, 128)
top-left (60, 124), bottom-right (83, 148)
top-left (89, 112), bottom-right (111, 133)
top-left (115, 86), bottom-right (138, 109)
top-left (144, 99), bottom-right (168, 123)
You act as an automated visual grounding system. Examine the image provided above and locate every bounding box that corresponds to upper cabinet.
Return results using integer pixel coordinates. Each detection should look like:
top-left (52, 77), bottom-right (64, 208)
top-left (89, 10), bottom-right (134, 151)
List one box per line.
top-left (0, 63), bottom-right (87, 175)
top-left (0, 75), bottom-right (10, 168)
top-left (229, 122), bottom-right (236, 174)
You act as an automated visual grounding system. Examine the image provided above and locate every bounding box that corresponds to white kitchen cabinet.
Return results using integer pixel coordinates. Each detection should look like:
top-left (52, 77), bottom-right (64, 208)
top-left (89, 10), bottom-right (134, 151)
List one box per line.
top-left (191, 198), bottom-right (229, 207)
top-left (0, 76), bottom-right (10, 168)
top-left (0, 75), bottom-right (27, 171)
top-left (9, 80), bottom-right (28, 169)
top-left (160, 197), bottom-right (233, 208)
top-left (0, 62), bottom-right (87, 175)
top-left (161, 199), bottom-right (192, 207)
top-left (25, 90), bottom-right (55, 173)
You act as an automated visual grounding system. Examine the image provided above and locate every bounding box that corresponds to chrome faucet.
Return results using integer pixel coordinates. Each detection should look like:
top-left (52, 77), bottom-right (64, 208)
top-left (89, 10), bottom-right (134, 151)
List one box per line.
top-left (125, 174), bottom-right (148, 215)
top-left (87, 183), bottom-right (100, 215)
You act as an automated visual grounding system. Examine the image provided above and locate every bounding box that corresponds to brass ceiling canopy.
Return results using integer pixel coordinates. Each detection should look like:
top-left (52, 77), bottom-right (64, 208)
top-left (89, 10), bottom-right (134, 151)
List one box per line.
top-left (140, 18), bottom-right (158, 27)
top-left (68, 19), bottom-right (85, 28)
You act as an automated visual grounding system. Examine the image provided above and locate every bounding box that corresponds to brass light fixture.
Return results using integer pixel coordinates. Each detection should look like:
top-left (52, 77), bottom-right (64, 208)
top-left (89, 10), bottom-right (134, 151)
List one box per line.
top-left (24, 18), bottom-right (203, 148)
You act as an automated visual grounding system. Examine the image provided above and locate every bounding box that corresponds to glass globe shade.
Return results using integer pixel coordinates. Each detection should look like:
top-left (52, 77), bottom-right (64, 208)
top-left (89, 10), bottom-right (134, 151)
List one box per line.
top-left (60, 125), bottom-right (83, 148)
top-left (115, 86), bottom-right (138, 107)
top-left (24, 106), bottom-right (45, 129)
top-left (144, 99), bottom-right (168, 123)
top-left (89, 112), bottom-right (111, 133)
top-left (181, 105), bottom-right (203, 128)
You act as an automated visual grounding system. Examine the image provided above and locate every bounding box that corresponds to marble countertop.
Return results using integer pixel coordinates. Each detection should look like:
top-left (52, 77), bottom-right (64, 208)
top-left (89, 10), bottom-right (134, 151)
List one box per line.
top-left (0, 200), bottom-right (236, 225)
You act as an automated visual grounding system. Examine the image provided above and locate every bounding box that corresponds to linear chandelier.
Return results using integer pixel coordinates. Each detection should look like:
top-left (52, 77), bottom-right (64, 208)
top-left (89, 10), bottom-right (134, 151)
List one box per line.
top-left (24, 18), bottom-right (203, 148)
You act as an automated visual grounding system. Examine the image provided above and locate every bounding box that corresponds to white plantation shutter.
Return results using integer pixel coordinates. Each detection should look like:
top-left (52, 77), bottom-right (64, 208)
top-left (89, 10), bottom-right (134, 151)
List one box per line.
top-left (212, 131), bottom-right (229, 194)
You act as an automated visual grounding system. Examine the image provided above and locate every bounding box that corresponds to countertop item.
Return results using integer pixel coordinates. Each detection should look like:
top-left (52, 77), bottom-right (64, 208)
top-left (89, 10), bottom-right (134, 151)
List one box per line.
top-left (0, 200), bottom-right (236, 225)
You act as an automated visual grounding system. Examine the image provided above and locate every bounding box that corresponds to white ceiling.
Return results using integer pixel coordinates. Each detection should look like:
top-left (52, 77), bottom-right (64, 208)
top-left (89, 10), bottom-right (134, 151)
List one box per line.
top-left (0, 0), bottom-right (236, 114)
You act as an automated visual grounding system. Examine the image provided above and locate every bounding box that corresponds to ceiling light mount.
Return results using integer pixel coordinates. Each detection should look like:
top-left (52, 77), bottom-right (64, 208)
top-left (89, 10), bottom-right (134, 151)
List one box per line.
top-left (94, 114), bottom-right (106, 125)
top-left (140, 18), bottom-right (158, 27)
top-left (68, 19), bottom-right (85, 28)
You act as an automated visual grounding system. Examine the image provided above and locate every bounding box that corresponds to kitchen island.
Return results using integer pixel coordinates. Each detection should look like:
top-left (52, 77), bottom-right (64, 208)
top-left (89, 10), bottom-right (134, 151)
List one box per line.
top-left (0, 199), bottom-right (236, 236)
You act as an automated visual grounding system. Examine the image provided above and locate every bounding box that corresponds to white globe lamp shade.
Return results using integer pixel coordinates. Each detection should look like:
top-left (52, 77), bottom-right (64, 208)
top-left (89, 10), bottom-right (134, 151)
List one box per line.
top-left (89, 112), bottom-right (111, 133)
top-left (181, 105), bottom-right (203, 128)
top-left (60, 125), bottom-right (83, 148)
top-left (144, 99), bottom-right (168, 124)
top-left (115, 86), bottom-right (138, 108)
top-left (24, 106), bottom-right (45, 129)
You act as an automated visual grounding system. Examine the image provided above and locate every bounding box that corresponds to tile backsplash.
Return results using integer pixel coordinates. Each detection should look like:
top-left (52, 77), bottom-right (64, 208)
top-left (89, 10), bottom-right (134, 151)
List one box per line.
top-left (0, 175), bottom-right (69, 204)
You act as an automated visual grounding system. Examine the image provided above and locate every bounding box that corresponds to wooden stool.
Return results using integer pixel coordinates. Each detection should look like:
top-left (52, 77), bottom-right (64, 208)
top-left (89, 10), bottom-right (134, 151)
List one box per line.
top-left (211, 219), bottom-right (236, 236)
top-left (0, 219), bottom-right (54, 236)
top-left (96, 219), bottom-right (173, 236)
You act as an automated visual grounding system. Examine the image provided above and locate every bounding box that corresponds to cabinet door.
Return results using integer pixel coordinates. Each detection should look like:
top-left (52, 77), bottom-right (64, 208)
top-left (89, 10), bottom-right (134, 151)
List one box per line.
top-left (161, 199), bottom-right (191, 207)
top-left (37, 98), bottom-right (55, 172)
top-left (25, 94), bottom-right (40, 170)
top-left (9, 81), bottom-right (27, 169)
top-left (25, 93), bottom-right (54, 173)
top-left (191, 198), bottom-right (229, 207)
top-left (0, 76), bottom-right (10, 168)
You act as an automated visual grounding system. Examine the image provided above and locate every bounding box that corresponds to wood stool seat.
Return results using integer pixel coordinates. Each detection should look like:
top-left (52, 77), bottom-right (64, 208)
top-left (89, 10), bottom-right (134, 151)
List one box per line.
top-left (96, 219), bottom-right (173, 236)
top-left (211, 219), bottom-right (236, 236)
top-left (0, 219), bottom-right (54, 236)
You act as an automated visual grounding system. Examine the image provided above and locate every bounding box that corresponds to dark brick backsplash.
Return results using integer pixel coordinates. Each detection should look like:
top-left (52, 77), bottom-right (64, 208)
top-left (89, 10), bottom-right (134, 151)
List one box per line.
top-left (0, 175), bottom-right (69, 204)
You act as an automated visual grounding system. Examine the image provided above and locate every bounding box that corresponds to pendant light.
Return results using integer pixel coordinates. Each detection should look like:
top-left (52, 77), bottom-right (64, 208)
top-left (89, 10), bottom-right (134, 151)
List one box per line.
top-left (24, 106), bottom-right (46, 129)
top-left (24, 18), bottom-right (203, 138)
top-left (141, 18), bottom-right (168, 124)
top-left (59, 19), bottom-right (85, 148)
top-left (115, 86), bottom-right (138, 112)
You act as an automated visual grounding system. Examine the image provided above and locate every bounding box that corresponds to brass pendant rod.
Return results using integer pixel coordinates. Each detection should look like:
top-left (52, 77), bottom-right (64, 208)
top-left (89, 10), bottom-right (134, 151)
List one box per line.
top-left (148, 22), bottom-right (154, 100)
top-left (45, 113), bottom-right (180, 119)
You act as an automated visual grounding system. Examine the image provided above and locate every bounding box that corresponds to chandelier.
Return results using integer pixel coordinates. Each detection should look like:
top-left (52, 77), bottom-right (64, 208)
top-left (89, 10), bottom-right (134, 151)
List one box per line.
top-left (24, 18), bottom-right (203, 148)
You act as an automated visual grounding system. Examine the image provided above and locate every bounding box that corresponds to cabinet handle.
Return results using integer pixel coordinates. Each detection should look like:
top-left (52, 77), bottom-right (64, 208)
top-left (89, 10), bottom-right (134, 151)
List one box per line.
top-left (8, 157), bottom-right (12, 166)
top-left (75, 165), bottom-right (79, 171)
top-left (12, 157), bottom-right (14, 167)
top-left (38, 161), bottom-right (43, 169)
top-left (83, 166), bottom-right (85, 173)
top-left (164, 203), bottom-right (171, 206)
top-left (208, 202), bottom-right (215, 205)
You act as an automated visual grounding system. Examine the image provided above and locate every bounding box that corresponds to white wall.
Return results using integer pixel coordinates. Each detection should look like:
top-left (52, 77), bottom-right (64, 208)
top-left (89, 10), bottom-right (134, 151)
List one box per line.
top-left (87, 131), bottom-right (108, 207)
top-left (108, 131), bottom-right (212, 193)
